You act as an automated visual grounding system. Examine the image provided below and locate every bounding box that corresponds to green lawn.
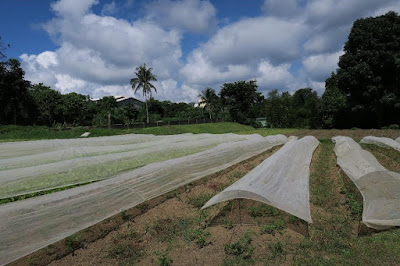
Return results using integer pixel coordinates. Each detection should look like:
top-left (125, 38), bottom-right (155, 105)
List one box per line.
top-left (0, 123), bottom-right (296, 142)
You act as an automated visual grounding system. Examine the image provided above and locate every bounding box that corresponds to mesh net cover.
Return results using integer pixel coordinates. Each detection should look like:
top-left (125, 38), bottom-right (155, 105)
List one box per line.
top-left (202, 136), bottom-right (319, 223)
top-left (0, 134), bottom-right (288, 265)
top-left (332, 136), bottom-right (400, 230)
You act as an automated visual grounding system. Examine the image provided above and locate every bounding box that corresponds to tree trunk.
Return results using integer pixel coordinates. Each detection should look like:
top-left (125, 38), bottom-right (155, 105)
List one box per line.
top-left (13, 105), bottom-right (17, 125)
top-left (145, 99), bottom-right (149, 123)
top-left (108, 111), bottom-right (111, 129)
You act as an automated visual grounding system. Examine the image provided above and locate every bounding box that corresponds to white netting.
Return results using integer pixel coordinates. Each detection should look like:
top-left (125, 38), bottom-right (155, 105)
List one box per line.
top-left (360, 136), bottom-right (400, 152)
top-left (0, 133), bottom-right (251, 198)
top-left (332, 136), bottom-right (400, 230)
top-left (0, 134), bottom-right (288, 265)
top-left (202, 136), bottom-right (319, 223)
top-left (396, 137), bottom-right (400, 143)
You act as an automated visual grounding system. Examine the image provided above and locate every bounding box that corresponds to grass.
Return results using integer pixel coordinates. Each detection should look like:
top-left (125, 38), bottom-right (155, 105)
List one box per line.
top-left (260, 219), bottom-right (285, 235)
top-left (187, 193), bottom-right (215, 208)
top-left (0, 123), bottom-right (296, 142)
top-left (224, 232), bottom-right (255, 265)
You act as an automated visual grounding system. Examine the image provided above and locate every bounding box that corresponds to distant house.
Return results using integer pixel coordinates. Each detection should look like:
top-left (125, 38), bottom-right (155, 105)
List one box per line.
top-left (114, 96), bottom-right (143, 108)
top-left (92, 96), bottom-right (144, 109)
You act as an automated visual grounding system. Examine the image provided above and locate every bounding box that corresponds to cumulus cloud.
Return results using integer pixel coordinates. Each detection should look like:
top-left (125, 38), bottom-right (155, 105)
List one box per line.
top-left (145, 0), bottom-right (217, 34)
top-left (19, 0), bottom-right (400, 102)
top-left (256, 60), bottom-right (295, 89)
top-left (302, 50), bottom-right (344, 81)
top-left (101, 1), bottom-right (118, 15)
top-left (200, 16), bottom-right (308, 66)
top-left (262, 0), bottom-right (302, 17)
top-left (21, 0), bottom-right (190, 100)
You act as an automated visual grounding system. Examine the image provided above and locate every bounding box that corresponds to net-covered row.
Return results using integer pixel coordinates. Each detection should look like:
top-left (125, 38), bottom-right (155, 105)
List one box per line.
top-left (0, 134), bottom-right (288, 265)
top-left (0, 133), bottom-right (248, 198)
top-left (360, 136), bottom-right (400, 152)
top-left (396, 137), bottom-right (400, 143)
top-left (332, 136), bottom-right (400, 230)
top-left (0, 133), bottom-right (161, 160)
top-left (202, 136), bottom-right (318, 223)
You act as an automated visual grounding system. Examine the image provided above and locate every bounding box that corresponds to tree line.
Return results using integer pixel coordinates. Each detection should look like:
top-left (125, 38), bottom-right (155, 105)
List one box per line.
top-left (1, 11), bottom-right (399, 129)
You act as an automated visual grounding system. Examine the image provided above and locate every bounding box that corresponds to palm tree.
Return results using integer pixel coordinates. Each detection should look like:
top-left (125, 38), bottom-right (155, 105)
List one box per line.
top-left (130, 63), bottom-right (157, 123)
top-left (198, 87), bottom-right (218, 120)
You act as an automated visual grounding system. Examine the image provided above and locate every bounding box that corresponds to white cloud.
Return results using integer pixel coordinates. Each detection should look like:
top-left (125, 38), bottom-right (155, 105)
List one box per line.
top-left (145, 0), bottom-right (217, 34)
top-left (302, 50), bottom-right (343, 81)
top-left (19, 0), bottom-right (400, 102)
top-left (262, 0), bottom-right (301, 17)
top-left (181, 50), bottom-right (252, 86)
top-left (256, 60), bottom-right (294, 88)
top-left (51, 0), bottom-right (98, 18)
top-left (101, 1), bottom-right (117, 15)
top-left (200, 16), bottom-right (308, 66)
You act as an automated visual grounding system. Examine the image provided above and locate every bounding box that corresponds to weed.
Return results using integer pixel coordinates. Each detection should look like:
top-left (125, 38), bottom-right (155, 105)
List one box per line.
top-left (150, 218), bottom-right (180, 242)
top-left (188, 229), bottom-right (211, 248)
top-left (222, 218), bottom-right (235, 230)
top-left (269, 241), bottom-right (284, 259)
top-left (155, 250), bottom-right (173, 266)
top-left (120, 210), bottom-right (132, 222)
top-left (260, 219), bottom-right (285, 235)
top-left (107, 242), bottom-right (144, 263)
top-left (224, 232), bottom-right (255, 261)
top-left (187, 193), bottom-right (214, 208)
top-left (65, 235), bottom-right (83, 253)
top-left (248, 204), bottom-right (279, 217)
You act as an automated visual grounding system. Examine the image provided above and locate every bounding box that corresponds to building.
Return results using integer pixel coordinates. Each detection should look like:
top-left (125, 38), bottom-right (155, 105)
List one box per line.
top-left (92, 96), bottom-right (144, 109)
top-left (114, 96), bottom-right (143, 108)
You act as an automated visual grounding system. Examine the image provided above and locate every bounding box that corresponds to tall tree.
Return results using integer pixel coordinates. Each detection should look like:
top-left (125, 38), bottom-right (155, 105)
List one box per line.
top-left (0, 59), bottom-right (32, 125)
top-left (334, 11), bottom-right (400, 127)
top-left (198, 87), bottom-right (218, 119)
top-left (130, 63), bottom-right (157, 123)
top-left (220, 80), bottom-right (263, 124)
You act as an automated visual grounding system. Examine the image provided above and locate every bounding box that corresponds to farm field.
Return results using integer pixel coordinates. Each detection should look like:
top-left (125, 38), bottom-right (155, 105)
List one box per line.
top-left (2, 124), bottom-right (400, 265)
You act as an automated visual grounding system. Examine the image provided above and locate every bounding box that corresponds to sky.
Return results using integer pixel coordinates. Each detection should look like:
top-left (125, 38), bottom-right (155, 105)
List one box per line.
top-left (1, 0), bottom-right (399, 103)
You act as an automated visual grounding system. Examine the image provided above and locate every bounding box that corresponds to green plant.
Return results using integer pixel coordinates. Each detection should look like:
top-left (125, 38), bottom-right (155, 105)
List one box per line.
top-left (65, 235), bottom-right (83, 253)
top-left (260, 219), bottom-right (285, 235)
top-left (107, 242), bottom-right (144, 262)
top-left (156, 251), bottom-right (173, 266)
top-left (187, 193), bottom-right (214, 208)
top-left (120, 210), bottom-right (131, 222)
top-left (270, 241), bottom-right (284, 259)
top-left (150, 218), bottom-right (180, 242)
top-left (222, 218), bottom-right (235, 230)
top-left (248, 204), bottom-right (279, 217)
top-left (188, 229), bottom-right (211, 248)
top-left (224, 232), bottom-right (255, 261)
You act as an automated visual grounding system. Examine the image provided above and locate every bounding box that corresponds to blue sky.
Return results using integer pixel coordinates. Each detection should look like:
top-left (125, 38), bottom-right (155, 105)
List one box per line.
top-left (1, 0), bottom-right (399, 102)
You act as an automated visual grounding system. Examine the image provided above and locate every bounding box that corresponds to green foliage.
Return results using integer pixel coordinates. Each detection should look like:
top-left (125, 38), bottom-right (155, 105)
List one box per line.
top-left (199, 87), bottom-right (220, 119)
top-left (224, 232), bottom-right (255, 262)
top-left (187, 193), bottom-right (214, 208)
top-left (156, 251), bottom-right (173, 266)
top-left (188, 228), bottom-right (211, 248)
top-left (291, 88), bottom-right (321, 128)
top-left (0, 58), bottom-right (34, 125)
top-left (248, 204), bottom-right (279, 217)
top-left (260, 220), bottom-right (285, 235)
top-left (107, 242), bottom-right (144, 263)
top-left (130, 63), bottom-right (157, 123)
top-left (64, 235), bottom-right (83, 253)
top-left (220, 80), bottom-right (264, 125)
top-left (332, 11), bottom-right (400, 128)
top-left (269, 241), bottom-right (285, 259)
